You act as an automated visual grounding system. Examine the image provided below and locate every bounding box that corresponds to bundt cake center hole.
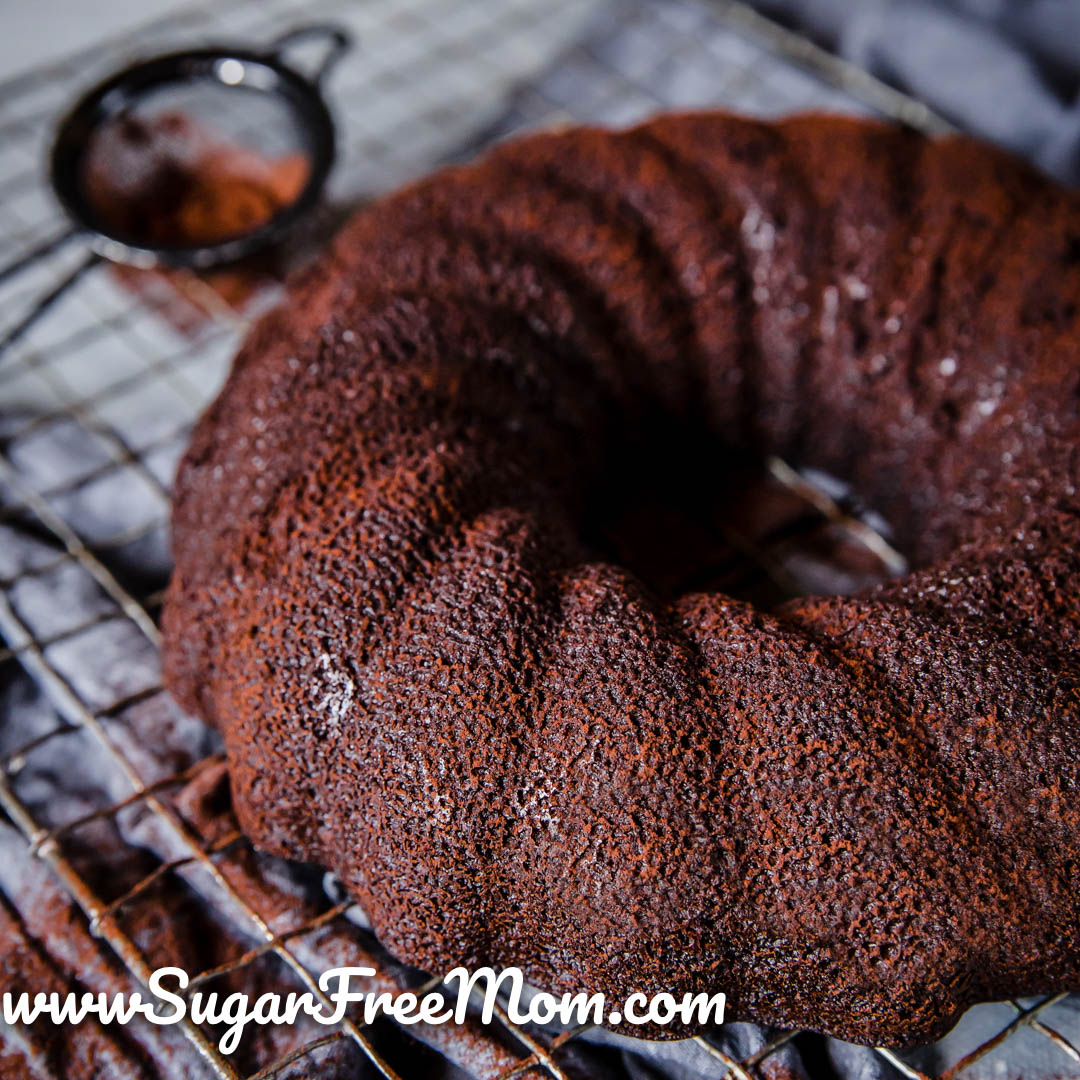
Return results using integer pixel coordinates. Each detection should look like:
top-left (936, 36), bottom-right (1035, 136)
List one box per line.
top-left (580, 418), bottom-right (899, 608)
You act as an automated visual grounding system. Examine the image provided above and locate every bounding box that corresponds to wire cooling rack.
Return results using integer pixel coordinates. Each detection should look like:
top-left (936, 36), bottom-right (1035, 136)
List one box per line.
top-left (0, 0), bottom-right (1078, 1077)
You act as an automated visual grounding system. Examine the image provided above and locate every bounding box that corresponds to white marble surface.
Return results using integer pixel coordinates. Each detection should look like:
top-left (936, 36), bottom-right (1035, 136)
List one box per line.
top-left (0, 0), bottom-right (198, 83)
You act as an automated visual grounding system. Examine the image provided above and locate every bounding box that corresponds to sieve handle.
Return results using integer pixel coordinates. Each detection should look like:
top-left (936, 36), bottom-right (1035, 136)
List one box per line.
top-left (266, 24), bottom-right (353, 87)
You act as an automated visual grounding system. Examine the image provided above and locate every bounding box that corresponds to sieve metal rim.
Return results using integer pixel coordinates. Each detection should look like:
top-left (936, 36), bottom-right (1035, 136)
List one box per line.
top-left (47, 25), bottom-right (349, 270)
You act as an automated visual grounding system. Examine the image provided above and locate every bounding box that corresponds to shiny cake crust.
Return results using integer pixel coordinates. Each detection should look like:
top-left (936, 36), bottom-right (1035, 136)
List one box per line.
top-left (163, 113), bottom-right (1080, 1045)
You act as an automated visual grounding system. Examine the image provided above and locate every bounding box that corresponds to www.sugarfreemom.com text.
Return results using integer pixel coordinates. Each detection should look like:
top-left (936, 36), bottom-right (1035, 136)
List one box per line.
top-left (3, 966), bottom-right (727, 1053)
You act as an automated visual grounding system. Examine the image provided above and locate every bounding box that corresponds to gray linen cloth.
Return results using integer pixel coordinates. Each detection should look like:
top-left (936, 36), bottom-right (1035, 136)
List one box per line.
top-left (750, 0), bottom-right (1080, 181)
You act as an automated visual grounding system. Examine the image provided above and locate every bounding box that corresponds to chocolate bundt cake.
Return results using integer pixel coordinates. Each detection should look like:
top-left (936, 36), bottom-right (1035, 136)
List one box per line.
top-left (163, 112), bottom-right (1080, 1046)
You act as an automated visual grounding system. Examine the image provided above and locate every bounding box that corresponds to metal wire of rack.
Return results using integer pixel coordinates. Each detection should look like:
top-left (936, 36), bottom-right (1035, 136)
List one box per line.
top-left (0, 0), bottom-right (1078, 1077)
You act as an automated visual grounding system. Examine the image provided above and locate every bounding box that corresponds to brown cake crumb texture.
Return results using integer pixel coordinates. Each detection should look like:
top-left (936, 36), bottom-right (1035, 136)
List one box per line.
top-left (162, 112), bottom-right (1080, 1047)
